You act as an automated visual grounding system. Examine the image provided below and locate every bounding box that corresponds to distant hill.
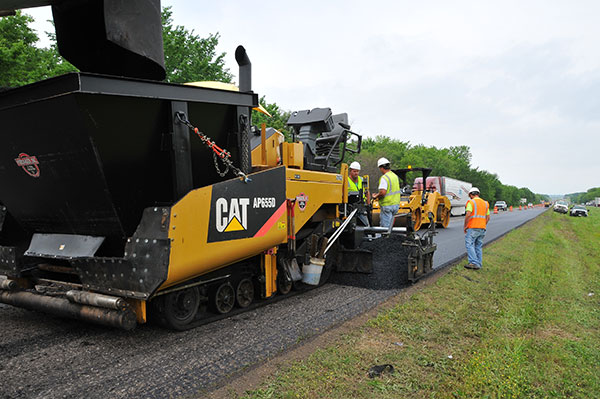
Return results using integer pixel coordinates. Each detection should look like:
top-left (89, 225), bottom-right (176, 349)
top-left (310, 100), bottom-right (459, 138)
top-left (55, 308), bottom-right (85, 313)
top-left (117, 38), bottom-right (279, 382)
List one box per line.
top-left (548, 194), bottom-right (566, 200)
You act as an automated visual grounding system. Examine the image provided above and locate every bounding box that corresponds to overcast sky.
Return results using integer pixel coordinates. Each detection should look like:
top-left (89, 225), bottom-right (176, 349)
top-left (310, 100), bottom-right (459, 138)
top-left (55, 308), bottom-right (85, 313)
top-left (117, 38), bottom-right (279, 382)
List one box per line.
top-left (26, 1), bottom-right (600, 195)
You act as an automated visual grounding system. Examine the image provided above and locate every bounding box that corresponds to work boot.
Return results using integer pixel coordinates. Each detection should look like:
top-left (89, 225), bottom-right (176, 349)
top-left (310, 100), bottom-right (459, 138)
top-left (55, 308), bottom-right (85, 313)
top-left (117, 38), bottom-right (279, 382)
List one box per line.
top-left (464, 263), bottom-right (481, 269)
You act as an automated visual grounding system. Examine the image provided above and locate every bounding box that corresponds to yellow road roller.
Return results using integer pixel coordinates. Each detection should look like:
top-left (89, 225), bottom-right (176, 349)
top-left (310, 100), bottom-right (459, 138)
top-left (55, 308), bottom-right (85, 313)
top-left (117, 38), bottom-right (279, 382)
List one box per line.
top-left (371, 167), bottom-right (451, 229)
top-left (411, 170), bottom-right (452, 229)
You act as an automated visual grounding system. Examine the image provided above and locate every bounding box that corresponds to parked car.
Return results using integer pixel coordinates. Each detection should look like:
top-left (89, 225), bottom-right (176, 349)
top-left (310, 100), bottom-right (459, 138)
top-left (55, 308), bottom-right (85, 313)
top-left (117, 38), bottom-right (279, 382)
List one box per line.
top-left (569, 205), bottom-right (588, 217)
top-left (553, 201), bottom-right (568, 214)
top-left (494, 201), bottom-right (508, 211)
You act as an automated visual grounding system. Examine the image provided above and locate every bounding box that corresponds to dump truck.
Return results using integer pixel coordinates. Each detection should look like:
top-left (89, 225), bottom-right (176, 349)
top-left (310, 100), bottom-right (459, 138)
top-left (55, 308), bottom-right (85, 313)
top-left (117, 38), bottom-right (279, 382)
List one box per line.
top-left (0, 0), bottom-right (437, 330)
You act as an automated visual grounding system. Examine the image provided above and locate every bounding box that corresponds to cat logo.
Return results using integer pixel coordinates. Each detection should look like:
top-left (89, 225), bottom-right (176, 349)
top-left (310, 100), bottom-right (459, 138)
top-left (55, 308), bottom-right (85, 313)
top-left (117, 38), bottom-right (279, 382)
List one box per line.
top-left (216, 198), bottom-right (250, 233)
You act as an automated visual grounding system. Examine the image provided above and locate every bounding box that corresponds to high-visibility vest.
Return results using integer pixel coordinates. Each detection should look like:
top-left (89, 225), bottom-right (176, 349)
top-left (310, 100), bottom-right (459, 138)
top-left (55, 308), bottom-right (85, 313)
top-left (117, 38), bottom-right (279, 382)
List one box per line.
top-left (379, 171), bottom-right (401, 206)
top-left (348, 176), bottom-right (365, 203)
top-left (466, 197), bottom-right (489, 229)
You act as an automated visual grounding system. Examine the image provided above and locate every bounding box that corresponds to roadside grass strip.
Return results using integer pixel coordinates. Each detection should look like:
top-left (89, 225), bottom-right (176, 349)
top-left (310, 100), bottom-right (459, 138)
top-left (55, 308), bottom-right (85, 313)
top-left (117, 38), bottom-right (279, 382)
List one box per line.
top-left (242, 209), bottom-right (600, 399)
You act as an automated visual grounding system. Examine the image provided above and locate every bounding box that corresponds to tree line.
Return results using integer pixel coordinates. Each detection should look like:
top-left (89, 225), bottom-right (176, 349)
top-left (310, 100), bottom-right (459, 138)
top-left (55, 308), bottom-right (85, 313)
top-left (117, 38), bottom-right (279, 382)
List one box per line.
top-left (348, 136), bottom-right (548, 206)
top-left (0, 7), bottom-right (230, 88)
top-left (1, 8), bottom-right (548, 206)
top-left (251, 108), bottom-right (549, 206)
top-left (566, 188), bottom-right (600, 204)
top-left (0, 11), bottom-right (74, 86)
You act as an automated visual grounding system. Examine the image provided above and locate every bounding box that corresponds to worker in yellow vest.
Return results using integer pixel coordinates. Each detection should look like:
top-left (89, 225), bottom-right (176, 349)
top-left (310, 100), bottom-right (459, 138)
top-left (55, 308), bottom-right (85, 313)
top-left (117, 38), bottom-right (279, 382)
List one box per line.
top-left (463, 187), bottom-right (490, 269)
top-left (347, 161), bottom-right (370, 226)
top-left (372, 157), bottom-right (401, 227)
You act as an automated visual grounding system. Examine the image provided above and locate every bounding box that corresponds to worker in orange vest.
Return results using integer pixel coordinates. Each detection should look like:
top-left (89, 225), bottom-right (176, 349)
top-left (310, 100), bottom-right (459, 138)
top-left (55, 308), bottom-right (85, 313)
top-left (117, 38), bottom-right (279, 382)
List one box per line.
top-left (463, 187), bottom-right (490, 270)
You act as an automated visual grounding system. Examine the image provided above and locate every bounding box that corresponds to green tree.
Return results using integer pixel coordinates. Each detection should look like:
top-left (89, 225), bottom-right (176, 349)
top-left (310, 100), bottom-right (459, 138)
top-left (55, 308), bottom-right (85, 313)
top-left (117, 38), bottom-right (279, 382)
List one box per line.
top-left (0, 11), bottom-right (74, 87)
top-left (252, 96), bottom-right (292, 139)
top-left (447, 145), bottom-right (472, 181)
top-left (162, 6), bottom-right (232, 84)
top-left (0, 11), bottom-right (40, 87)
top-left (1, 8), bottom-right (233, 87)
top-left (467, 168), bottom-right (500, 203)
top-left (567, 187), bottom-right (600, 204)
top-left (39, 29), bottom-right (77, 77)
top-left (353, 135), bottom-right (547, 204)
top-left (356, 136), bottom-right (411, 185)
top-left (501, 185), bottom-right (519, 206)
top-left (360, 136), bottom-right (411, 165)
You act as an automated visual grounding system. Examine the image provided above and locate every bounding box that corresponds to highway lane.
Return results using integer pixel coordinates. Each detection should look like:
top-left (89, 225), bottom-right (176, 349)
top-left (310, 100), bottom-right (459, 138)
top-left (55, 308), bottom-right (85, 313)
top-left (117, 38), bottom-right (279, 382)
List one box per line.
top-left (0, 207), bottom-right (548, 398)
top-left (433, 206), bottom-right (548, 268)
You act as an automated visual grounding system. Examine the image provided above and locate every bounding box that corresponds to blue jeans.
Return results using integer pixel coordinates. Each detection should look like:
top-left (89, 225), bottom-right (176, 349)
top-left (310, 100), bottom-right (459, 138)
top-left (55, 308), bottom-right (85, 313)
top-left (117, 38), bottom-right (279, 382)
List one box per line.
top-left (465, 228), bottom-right (486, 267)
top-left (380, 204), bottom-right (399, 228)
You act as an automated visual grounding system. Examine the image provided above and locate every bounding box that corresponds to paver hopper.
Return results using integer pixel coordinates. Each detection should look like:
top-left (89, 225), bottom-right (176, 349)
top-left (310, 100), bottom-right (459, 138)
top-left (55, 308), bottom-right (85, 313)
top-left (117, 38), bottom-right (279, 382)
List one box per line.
top-left (0, 69), bottom-right (259, 329)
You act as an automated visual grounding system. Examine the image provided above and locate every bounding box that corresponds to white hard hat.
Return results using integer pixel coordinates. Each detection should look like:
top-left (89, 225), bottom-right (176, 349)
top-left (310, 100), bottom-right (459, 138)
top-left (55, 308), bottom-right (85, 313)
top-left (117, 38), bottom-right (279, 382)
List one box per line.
top-left (349, 161), bottom-right (361, 170)
top-left (377, 157), bottom-right (390, 167)
top-left (469, 187), bottom-right (480, 194)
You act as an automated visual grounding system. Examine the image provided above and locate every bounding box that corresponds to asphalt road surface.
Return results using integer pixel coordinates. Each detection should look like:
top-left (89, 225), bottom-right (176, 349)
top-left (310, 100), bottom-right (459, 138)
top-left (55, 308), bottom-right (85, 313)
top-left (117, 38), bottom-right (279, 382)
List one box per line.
top-left (0, 207), bottom-right (548, 399)
top-left (433, 206), bottom-right (548, 268)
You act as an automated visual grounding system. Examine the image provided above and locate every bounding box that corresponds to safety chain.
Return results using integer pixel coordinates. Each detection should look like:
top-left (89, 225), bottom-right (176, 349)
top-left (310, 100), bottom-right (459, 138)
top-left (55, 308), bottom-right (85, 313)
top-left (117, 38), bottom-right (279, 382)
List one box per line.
top-left (212, 152), bottom-right (230, 177)
top-left (175, 112), bottom-right (250, 182)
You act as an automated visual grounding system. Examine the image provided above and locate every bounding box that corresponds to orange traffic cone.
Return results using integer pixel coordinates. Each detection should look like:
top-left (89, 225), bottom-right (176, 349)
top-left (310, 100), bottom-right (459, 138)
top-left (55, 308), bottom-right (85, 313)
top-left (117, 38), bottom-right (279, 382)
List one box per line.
top-left (493, 206), bottom-right (498, 214)
top-left (509, 206), bottom-right (513, 212)
top-left (519, 205), bottom-right (522, 210)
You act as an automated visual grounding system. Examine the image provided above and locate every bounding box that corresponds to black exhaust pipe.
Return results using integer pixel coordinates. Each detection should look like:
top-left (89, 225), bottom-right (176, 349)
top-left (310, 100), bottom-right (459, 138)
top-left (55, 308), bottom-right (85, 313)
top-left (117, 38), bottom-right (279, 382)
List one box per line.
top-left (235, 45), bottom-right (251, 92)
top-left (0, 290), bottom-right (137, 330)
top-left (235, 45), bottom-right (253, 174)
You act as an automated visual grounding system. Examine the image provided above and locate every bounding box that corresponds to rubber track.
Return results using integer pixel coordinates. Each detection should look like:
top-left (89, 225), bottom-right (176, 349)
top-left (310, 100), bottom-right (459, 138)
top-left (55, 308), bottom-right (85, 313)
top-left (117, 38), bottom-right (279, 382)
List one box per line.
top-left (169, 285), bottom-right (314, 331)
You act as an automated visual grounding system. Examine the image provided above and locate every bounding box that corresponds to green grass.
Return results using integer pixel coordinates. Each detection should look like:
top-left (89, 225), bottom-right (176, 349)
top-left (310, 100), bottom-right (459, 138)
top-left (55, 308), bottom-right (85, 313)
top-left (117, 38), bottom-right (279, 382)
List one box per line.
top-left (240, 208), bottom-right (600, 399)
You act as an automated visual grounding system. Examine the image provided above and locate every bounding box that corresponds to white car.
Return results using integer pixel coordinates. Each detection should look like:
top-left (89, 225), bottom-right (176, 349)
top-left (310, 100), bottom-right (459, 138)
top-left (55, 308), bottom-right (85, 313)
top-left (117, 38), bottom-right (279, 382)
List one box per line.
top-left (553, 201), bottom-right (568, 214)
top-left (493, 201), bottom-right (508, 211)
top-left (569, 205), bottom-right (588, 217)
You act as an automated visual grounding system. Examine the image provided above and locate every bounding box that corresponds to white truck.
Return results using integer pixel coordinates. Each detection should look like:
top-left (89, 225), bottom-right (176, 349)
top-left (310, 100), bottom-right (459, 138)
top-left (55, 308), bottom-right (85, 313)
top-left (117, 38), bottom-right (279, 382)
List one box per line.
top-left (594, 197), bottom-right (600, 207)
top-left (413, 176), bottom-right (472, 216)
